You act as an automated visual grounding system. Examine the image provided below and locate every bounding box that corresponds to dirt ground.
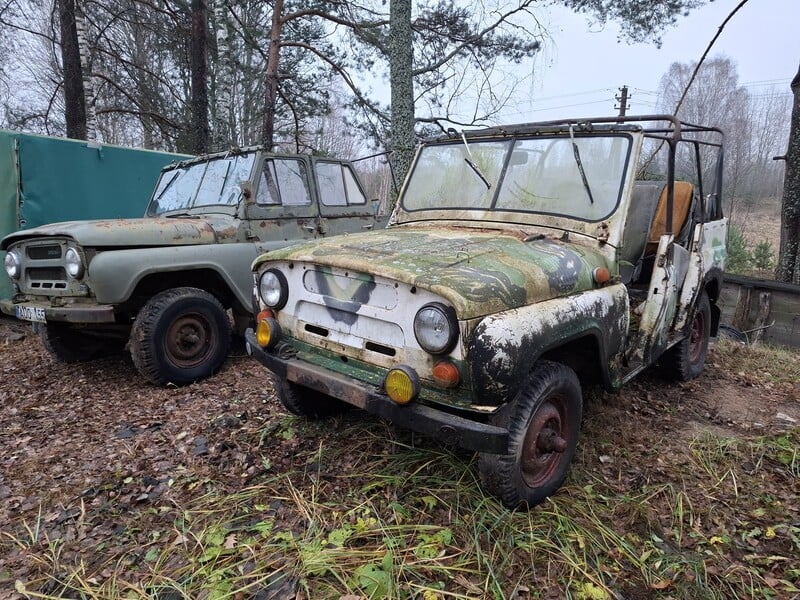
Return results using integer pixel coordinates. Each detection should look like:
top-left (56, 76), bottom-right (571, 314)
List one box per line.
top-left (1, 315), bottom-right (798, 598)
top-left (731, 195), bottom-right (782, 248)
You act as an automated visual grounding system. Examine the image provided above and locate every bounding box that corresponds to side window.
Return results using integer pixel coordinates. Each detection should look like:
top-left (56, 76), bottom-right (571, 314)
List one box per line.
top-left (343, 166), bottom-right (367, 205)
top-left (256, 159), bottom-right (312, 206)
top-left (316, 162), bottom-right (368, 206)
top-left (316, 162), bottom-right (347, 206)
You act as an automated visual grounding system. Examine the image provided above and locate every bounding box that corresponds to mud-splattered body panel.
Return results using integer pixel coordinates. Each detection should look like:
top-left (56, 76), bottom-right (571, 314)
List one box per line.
top-left (248, 116), bottom-right (728, 462)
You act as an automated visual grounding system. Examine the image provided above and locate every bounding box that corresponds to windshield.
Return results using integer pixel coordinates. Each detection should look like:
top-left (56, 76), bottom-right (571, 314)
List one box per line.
top-left (147, 153), bottom-right (256, 216)
top-left (402, 134), bottom-right (631, 222)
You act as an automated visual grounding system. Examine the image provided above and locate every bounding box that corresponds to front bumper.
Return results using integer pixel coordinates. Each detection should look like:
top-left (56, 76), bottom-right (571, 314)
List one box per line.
top-left (244, 328), bottom-right (509, 454)
top-left (0, 298), bottom-right (116, 323)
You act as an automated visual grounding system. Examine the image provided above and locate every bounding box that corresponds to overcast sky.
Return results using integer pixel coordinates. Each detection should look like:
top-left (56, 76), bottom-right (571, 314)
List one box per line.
top-left (493, 0), bottom-right (799, 123)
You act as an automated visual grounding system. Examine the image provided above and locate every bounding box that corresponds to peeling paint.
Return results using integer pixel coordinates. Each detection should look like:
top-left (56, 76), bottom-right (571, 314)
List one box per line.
top-left (249, 116), bottom-right (729, 451)
top-left (469, 286), bottom-right (628, 402)
top-left (257, 228), bottom-right (609, 320)
top-left (1, 151), bottom-right (383, 357)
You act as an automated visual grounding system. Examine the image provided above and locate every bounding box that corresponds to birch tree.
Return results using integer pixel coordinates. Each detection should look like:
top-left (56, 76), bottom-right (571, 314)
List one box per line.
top-left (213, 0), bottom-right (234, 147)
top-left (657, 58), bottom-right (752, 219)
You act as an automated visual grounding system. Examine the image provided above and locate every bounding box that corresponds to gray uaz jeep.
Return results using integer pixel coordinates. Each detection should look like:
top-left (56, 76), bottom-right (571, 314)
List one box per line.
top-left (245, 116), bottom-right (727, 508)
top-left (2, 149), bottom-right (383, 385)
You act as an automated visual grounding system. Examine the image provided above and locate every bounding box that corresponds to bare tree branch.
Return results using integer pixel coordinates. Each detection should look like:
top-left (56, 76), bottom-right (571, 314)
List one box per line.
top-left (281, 40), bottom-right (389, 123)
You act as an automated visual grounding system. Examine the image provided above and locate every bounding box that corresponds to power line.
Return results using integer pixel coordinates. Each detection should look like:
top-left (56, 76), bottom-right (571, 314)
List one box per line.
top-left (502, 98), bottom-right (612, 117)
top-left (530, 88), bottom-right (613, 103)
top-left (740, 78), bottom-right (792, 86)
top-left (530, 98), bottom-right (612, 112)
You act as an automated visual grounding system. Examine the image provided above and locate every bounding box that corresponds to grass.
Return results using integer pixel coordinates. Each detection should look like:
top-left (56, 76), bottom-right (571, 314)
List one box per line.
top-left (710, 339), bottom-right (800, 386)
top-left (4, 343), bottom-right (800, 599)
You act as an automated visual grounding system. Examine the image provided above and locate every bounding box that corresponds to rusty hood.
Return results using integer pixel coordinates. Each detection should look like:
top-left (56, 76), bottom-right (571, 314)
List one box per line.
top-left (256, 226), bottom-right (611, 319)
top-left (1, 215), bottom-right (239, 249)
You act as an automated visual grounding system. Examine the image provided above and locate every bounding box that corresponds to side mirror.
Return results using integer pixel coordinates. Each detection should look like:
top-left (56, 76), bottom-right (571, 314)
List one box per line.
top-left (240, 181), bottom-right (255, 205)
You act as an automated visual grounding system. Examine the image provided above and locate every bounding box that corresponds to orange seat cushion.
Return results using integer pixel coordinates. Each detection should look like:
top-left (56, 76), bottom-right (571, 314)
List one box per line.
top-left (646, 181), bottom-right (694, 254)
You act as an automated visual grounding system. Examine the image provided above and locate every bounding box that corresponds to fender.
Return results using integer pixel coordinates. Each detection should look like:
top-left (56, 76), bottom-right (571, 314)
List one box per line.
top-left (468, 285), bottom-right (629, 404)
top-left (88, 240), bottom-right (295, 307)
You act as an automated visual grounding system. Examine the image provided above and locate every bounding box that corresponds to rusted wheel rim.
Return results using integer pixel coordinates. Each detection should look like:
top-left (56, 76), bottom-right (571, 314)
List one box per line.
top-left (165, 313), bottom-right (215, 368)
top-left (688, 308), bottom-right (706, 364)
top-left (520, 398), bottom-right (569, 487)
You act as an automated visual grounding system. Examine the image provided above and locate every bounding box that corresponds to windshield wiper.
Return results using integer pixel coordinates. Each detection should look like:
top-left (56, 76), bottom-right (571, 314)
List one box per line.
top-left (163, 210), bottom-right (198, 218)
top-left (568, 124), bottom-right (595, 205)
top-left (154, 170), bottom-right (180, 201)
top-left (461, 131), bottom-right (491, 190)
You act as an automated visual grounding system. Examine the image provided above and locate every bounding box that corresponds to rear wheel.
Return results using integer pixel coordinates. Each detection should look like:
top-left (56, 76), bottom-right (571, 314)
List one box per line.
top-left (41, 324), bottom-right (125, 363)
top-left (479, 360), bottom-right (583, 509)
top-left (660, 291), bottom-right (711, 381)
top-left (275, 378), bottom-right (349, 419)
top-left (130, 287), bottom-right (231, 386)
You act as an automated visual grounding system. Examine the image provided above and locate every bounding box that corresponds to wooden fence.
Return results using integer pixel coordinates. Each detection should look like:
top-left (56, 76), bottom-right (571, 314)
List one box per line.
top-left (718, 274), bottom-right (800, 347)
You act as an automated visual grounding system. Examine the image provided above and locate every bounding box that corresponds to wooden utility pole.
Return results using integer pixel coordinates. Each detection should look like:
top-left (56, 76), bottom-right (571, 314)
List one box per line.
top-left (615, 86), bottom-right (629, 118)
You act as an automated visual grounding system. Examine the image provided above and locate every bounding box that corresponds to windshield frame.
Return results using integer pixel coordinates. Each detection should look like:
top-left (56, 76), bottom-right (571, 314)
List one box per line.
top-left (146, 153), bottom-right (257, 216)
top-left (398, 132), bottom-right (634, 225)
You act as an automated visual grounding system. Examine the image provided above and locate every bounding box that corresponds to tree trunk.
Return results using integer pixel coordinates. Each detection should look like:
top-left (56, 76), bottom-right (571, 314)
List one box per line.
top-left (74, 2), bottom-right (96, 141)
top-left (58, 0), bottom-right (87, 140)
top-left (262, 0), bottom-right (283, 150)
top-left (776, 63), bottom-right (800, 283)
top-left (388, 0), bottom-right (415, 190)
top-left (189, 0), bottom-right (210, 154)
top-left (213, 0), bottom-right (235, 148)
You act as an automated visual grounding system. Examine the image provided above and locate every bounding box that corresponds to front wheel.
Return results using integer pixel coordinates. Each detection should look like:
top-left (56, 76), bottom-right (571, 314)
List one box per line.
top-left (275, 378), bottom-right (349, 419)
top-left (479, 360), bottom-right (583, 509)
top-left (130, 287), bottom-right (231, 386)
top-left (660, 291), bottom-right (711, 381)
top-left (41, 324), bottom-right (126, 363)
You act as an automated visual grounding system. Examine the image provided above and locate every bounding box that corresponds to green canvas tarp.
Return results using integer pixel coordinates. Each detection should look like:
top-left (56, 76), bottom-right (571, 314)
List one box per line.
top-left (0, 131), bottom-right (187, 299)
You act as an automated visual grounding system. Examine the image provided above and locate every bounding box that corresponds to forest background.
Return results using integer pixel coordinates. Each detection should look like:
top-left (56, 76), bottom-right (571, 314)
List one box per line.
top-left (0, 0), bottom-right (796, 279)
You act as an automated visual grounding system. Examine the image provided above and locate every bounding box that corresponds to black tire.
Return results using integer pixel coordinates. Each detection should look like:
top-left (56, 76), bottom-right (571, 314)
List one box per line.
top-left (660, 291), bottom-right (711, 381)
top-left (275, 378), bottom-right (349, 419)
top-left (478, 360), bottom-right (583, 509)
top-left (130, 287), bottom-right (231, 386)
top-left (40, 324), bottom-right (126, 363)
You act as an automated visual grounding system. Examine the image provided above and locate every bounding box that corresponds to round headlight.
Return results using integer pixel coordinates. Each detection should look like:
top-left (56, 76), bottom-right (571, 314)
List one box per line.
top-left (64, 247), bottom-right (84, 278)
top-left (259, 268), bottom-right (288, 310)
top-left (4, 250), bottom-right (21, 279)
top-left (413, 302), bottom-right (458, 355)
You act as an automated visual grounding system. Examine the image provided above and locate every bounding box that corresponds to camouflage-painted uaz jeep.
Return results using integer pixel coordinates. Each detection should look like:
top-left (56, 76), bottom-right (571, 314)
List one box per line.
top-left (245, 116), bottom-right (727, 508)
top-left (2, 149), bottom-right (383, 385)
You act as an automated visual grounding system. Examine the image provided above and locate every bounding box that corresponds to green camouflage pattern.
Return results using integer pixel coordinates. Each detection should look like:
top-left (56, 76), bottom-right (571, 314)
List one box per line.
top-left (254, 226), bottom-right (611, 319)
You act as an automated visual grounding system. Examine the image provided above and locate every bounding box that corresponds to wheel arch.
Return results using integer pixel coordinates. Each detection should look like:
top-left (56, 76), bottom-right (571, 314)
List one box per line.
top-left (87, 244), bottom-right (259, 317)
top-left (469, 287), bottom-right (629, 404)
top-left (127, 269), bottom-right (240, 313)
top-left (537, 332), bottom-right (608, 388)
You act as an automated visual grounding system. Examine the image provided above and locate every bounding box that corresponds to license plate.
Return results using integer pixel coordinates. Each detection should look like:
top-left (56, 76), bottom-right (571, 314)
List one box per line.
top-left (15, 305), bottom-right (46, 323)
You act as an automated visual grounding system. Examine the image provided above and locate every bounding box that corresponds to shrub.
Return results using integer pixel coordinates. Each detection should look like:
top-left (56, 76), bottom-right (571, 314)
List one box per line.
top-left (726, 225), bottom-right (751, 274)
top-left (751, 240), bottom-right (775, 272)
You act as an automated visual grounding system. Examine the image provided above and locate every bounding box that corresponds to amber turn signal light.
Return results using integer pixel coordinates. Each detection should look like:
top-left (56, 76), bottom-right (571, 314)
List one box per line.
top-left (593, 267), bottom-right (611, 285)
top-left (256, 309), bottom-right (275, 322)
top-left (432, 360), bottom-right (460, 388)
